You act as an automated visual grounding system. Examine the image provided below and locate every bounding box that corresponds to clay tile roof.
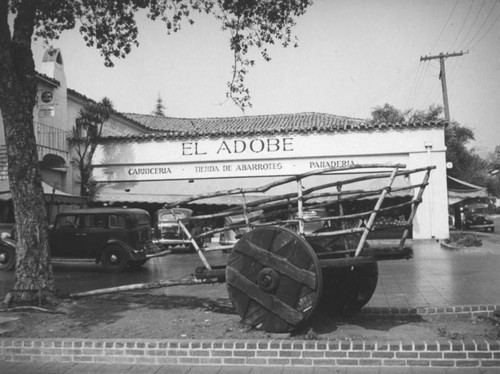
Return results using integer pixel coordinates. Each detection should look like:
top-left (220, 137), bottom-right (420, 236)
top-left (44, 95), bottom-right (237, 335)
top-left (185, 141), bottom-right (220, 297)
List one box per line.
top-left (98, 112), bottom-right (446, 142)
top-left (36, 73), bottom-right (60, 87)
top-left (66, 88), bottom-right (147, 129)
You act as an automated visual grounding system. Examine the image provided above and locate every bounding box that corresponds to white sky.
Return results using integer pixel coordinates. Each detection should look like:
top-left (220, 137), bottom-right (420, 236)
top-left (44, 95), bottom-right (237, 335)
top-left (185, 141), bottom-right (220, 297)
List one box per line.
top-left (32, 0), bottom-right (500, 155)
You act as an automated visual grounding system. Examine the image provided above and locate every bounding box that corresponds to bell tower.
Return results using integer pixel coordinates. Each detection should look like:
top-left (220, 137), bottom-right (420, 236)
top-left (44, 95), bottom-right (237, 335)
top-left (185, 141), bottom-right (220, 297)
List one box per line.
top-left (37, 48), bottom-right (69, 194)
top-left (39, 48), bottom-right (66, 85)
top-left (37, 48), bottom-right (68, 131)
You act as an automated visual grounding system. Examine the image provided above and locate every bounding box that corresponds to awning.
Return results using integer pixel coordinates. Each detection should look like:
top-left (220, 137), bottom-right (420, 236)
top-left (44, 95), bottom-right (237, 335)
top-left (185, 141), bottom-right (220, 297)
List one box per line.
top-left (0, 180), bottom-right (87, 205)
top-left (95, 173), bottom-right (413, 206)
top-left (447, 176), bottom-right (488, 205)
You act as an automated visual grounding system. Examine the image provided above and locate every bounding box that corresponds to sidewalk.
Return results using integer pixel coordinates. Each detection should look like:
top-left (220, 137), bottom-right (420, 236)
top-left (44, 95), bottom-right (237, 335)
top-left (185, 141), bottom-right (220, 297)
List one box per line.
top-left (369, 237), bottom-right (500, 308)
top-left (1, 235), bottom-right (500, 372)
top-left (2, 360), bottom-right (500, 373)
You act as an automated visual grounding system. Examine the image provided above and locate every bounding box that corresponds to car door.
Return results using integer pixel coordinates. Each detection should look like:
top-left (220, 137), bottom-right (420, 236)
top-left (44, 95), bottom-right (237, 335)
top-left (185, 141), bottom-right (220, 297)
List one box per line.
top-left (49, 214), bottom-right (85, 258)
top-left (80, 213), bottom-right (108, 258)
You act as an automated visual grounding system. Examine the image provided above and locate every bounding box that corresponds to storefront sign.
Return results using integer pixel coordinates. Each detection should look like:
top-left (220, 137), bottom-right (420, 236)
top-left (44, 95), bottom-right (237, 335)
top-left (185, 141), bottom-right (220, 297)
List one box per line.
top-left (181, 137), bottom-right (294, 156)
top-left (92, 155), bottom-right (406, 182)
top-left (92, 133), bottom-right (412, 182)
top-left (94, 136), bottom-right (299, 166)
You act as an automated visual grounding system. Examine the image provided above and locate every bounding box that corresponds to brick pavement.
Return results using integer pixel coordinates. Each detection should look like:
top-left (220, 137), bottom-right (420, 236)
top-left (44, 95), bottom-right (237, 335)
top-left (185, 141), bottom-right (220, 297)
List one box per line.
top-left (1, 335), bottom-right (499, 369)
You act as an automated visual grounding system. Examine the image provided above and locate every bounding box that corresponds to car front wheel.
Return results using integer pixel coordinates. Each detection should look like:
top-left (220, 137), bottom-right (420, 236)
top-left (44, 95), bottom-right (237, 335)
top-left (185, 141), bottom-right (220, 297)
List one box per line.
top-left (0, 244), bottom-right (15, 271)
top-left (101, 245), bottom-right (129, 272)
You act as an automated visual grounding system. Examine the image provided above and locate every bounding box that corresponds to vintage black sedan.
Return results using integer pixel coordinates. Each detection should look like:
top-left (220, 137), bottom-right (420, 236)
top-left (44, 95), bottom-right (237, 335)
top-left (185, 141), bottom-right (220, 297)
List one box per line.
top-left (0, 208), bottom-right (167, 272)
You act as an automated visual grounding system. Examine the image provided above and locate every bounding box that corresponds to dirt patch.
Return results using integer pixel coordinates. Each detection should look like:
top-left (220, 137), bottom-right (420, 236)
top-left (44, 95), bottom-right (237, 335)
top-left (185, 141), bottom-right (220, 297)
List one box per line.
top-left (2, 292), bottom-right (499, 342)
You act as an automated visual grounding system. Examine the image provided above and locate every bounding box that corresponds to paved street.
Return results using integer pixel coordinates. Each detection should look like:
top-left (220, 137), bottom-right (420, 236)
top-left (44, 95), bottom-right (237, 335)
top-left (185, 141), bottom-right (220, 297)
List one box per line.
top-left (0, 247), bottom-right (229, 297)
top-left (2, 231), bottom-right (500, 309)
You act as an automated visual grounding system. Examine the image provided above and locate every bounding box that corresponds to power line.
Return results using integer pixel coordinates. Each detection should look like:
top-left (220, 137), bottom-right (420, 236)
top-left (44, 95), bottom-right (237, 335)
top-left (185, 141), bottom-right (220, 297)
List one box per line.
top-left (420, 74), bottom-right (441, 109)
top-left (406, 62), bottom-right (425, 108)
top-left (450, 0), bottom-right (475, 51)
top-left (359, 66), bottom-right (416, 111)
top-left (464, 0), bottom-right (499, 50)
top-left (407, 60), bottom-right (432, 109)
top-left (429, 87), bottom-right (442, 107)
top-left (411, 62), bottom-right (431, 107)
top-left (414, 60), bottom-right (440, 108)
top-left (456, 0), bottom-right (488, 50)
top-left (468, 5), bottom-right (500, 49)
top-left (448, 55), bottom-right (468, 86)
top-left (431, 0), bottom-right (460, 52)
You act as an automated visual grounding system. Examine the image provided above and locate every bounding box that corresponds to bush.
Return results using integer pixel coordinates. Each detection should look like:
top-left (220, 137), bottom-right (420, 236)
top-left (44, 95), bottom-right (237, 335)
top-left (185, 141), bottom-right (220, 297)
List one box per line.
top-left (446, 232), bottom-right (482, 247)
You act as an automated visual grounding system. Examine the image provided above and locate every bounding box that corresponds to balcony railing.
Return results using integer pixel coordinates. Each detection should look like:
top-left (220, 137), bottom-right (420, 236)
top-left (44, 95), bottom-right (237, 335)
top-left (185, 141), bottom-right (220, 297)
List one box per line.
top-left (35, 122), bottom-right (69, 160)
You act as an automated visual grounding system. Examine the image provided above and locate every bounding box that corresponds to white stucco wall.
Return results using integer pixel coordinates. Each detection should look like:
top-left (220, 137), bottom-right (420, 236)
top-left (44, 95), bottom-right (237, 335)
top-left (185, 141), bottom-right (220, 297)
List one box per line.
top-left (94, 126), bottom-right (448, 239)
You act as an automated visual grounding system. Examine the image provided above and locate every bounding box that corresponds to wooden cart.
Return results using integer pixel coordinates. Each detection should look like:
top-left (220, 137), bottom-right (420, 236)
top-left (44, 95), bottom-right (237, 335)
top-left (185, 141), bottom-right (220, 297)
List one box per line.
top-left (162, 163), bottom-right (434, 333)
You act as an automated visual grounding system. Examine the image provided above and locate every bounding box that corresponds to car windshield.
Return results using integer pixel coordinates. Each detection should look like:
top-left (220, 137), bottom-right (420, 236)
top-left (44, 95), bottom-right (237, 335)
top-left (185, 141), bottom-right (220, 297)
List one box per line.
top-left (159, 213), bottom-right (177, 221)
top-left (470, 208), bottom-right (487, 215)
top-left (158, 210), bottom-right (191, 222)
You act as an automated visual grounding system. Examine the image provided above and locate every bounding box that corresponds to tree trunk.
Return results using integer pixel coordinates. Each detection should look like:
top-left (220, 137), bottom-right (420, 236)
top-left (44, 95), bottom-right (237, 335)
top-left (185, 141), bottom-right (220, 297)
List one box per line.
top-left (0, 0), bottom-right (55, 305)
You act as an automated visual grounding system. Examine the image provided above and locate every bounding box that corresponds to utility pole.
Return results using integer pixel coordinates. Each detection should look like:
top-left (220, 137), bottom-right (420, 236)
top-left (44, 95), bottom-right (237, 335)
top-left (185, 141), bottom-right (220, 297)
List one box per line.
top-left (420, 51), bottom-right (468, 122)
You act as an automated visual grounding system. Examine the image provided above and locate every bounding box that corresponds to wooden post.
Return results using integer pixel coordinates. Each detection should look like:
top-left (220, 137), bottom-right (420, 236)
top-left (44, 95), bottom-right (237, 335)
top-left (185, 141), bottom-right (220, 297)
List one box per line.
top-left (170, 209), bottom-right (212, 270)
top-left (242, 192), bottom-right (250, 230)
top-left (337, 184), bottom-right (349, 249)
top-left (297, 179), bottom-right (304, 235)
top-left (354, 167), bottom-right (399, 257)
top-left (70, 278), bottom-right (220, 298)
top-left (420, 51), bottom-right (468, 122)
top-left (398, 168), bottom-right (431, 250)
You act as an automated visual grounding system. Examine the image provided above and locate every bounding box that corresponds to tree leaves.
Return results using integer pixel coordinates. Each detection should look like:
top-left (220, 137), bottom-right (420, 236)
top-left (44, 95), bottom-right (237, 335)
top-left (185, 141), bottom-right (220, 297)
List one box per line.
top-left (214, 0), bottom-right (311, 110)
top-left (70, 97), bottom-right (114, 197)
top-left (369, 103), bottom-right (443, 125)
top-left (369, 103), bottom-right (408, 124)
top-left (29, 0), bottom-right (312, 111)
top-left (152, 93), bottom-right (166, 116)
top-left (368, 103), bottom-right (499, 196)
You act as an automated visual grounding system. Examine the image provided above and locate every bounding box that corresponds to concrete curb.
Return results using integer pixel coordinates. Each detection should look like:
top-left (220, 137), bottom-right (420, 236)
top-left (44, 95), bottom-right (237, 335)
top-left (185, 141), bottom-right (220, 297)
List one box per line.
top-left (1, 305), bottom-right (499, 369)
top-left (440, 241), bottom-right (463, 250)
top-left (360, 304), bottom-right (500, 317)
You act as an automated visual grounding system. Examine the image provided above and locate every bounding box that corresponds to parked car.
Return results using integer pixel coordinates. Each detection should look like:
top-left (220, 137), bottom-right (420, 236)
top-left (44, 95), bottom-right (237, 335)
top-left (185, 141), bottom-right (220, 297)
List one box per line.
top-left (0, 207), bottom-right (167, 272)
top-left (154, 208), bottom-right (203, 250)
top-left (0, 231), bottom-right (16, 271)
top-left (464, 204), bottom-right (495, 232)
top-left (448, 214), bottom-right (455, 228)
top-left (219, 210), bottom-right (263, 246)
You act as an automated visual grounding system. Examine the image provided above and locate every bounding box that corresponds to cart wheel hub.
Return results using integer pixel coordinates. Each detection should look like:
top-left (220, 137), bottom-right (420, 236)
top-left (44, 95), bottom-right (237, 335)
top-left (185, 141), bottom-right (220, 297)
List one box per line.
top-left (109, 254), bottom-right (118, 263)
top-left (0, 253), bottom-right (6, 263)
top-left (257, 268), bottom-right (280, 293)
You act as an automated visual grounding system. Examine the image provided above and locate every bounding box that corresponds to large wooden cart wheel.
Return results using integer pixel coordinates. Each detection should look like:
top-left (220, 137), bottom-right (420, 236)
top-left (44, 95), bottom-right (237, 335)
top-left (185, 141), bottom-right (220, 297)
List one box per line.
top-left (226, 226), bottom-right (323, 333)
top-left (321, 260), bottom-right (378, 315)
top-left (308, 231), bottom-right (379, 315)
